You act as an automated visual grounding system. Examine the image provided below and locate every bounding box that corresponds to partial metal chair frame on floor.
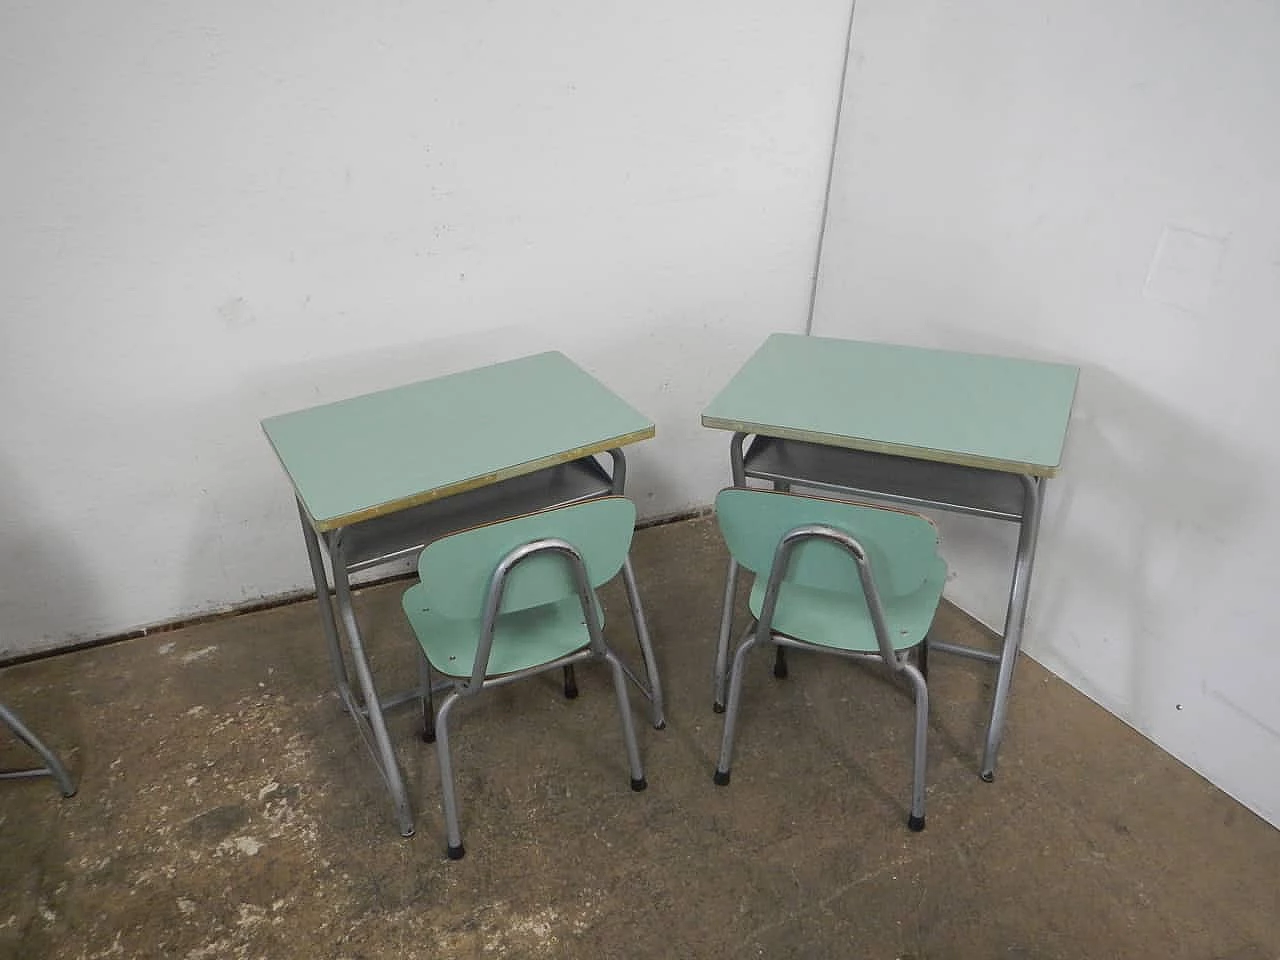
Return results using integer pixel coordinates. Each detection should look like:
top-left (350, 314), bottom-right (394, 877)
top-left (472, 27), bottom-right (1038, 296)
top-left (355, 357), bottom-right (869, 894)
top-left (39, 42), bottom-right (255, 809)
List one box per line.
top-left (402, 497), bottom-right (647, 859)
top-left (711, 489), bottom-right (942, 831)
top-left (0, 701), bottom-right (76, 798)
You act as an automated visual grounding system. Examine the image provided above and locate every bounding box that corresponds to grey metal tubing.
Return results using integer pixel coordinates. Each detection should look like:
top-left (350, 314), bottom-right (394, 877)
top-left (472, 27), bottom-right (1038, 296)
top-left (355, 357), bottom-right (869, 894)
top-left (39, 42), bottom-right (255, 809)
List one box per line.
top-left (606, 448), bottom-right (627, 495)
top-left (433, 689), bottom-right (466, 857)
top-left (981, 474), bottom-right (1044, 781)
top-left (712, 558), bottom-right (739, 710)
top-left (605, 447), bottom-right (665, 729)
top-left (428, 537), bottom-right (645, 858)
top-left (620, 556), bottom-right (665, 728)
top-left (0, 701), bottom-right (76, 798)
top-left (331, 536), bottom-right (415, 837)
top-left (928, 641), bottom-right (1001, 664)
top-left (756, 525), bottom-right (905, 667)
top-left (713, 433), bottom-right (752, 710)
top-left (603, 648), bottom-right (646, 787)
top-left (297, 501), bottom-right (352, 696)
top-left (713, 627), bottom-right (761, 778)
top-left (465, 538), bottom-right (590, 691)
top-left (902, 661), bottom-right (929, 828)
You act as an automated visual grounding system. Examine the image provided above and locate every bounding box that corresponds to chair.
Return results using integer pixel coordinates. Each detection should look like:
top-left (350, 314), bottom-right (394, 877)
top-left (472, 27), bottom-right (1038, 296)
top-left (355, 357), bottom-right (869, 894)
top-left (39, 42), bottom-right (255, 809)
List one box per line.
top-left (402, 496), bottom-right (648, 859)
top-left (0, 700), bottom-right (76, 798)
top-left (711, 488), bottom-right (945, 830)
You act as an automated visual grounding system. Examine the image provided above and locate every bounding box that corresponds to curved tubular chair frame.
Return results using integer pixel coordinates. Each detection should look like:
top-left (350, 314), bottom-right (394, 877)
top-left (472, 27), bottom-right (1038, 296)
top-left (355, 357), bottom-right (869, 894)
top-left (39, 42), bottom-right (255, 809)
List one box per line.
top-left (713, 521), bottom-right (930, 831)
top-left (420, 536), bottom-right (646, 860)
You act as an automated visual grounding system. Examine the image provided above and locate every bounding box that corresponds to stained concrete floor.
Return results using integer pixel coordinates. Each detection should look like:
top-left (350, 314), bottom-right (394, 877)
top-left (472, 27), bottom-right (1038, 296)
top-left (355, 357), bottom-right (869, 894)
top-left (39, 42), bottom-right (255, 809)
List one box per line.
top-left (2, 515), bottom-right (1278, 959)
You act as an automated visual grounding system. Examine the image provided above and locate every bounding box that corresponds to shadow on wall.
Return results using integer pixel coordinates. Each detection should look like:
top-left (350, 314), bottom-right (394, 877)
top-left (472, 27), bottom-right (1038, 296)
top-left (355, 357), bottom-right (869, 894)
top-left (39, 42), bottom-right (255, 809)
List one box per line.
top-left (0, 457), bottom-right (90, 811)
top-left (0, 457), bottom-right (102, 663)
top-left (1031, 363), bottom-right (1255, 725)
top-left (861, 323), bottom-right (1256, 728)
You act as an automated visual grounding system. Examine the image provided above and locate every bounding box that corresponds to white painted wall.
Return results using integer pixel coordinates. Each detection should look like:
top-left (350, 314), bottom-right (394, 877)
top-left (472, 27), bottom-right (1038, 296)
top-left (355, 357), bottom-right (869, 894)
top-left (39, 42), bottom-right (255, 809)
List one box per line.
top-left (1, 0), bottom-right (853, 657)
top-left (815, 0), bottom-right (1280, 826)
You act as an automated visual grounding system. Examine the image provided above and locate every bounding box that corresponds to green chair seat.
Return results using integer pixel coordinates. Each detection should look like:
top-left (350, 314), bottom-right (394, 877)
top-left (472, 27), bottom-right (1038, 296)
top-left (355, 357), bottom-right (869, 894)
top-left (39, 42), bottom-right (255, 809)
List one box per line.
top-left (402, 589), bottom-right (604, 679)
top-left (747, 557), bottom-right (945, 654)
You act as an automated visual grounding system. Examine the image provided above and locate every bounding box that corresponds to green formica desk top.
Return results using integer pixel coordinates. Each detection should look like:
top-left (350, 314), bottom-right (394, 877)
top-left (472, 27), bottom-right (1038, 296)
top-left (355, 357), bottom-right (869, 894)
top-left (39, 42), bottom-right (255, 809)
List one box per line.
top-left (263, 351), bottom-right (654, 531)
top-left (703, 334), bottom-right (1078, 477)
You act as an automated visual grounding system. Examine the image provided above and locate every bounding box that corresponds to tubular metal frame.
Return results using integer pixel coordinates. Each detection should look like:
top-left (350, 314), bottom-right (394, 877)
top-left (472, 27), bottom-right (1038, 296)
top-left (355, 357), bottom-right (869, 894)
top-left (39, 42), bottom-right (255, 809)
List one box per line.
top-left (422, 536), bottom-right (647, 860)
top-left (713, 522), bottom-right (930, 828)
top-left (298, 448), bottom-right (663, 838)
top-left (714, 433), bottom-right (1045, 781)
top-left (0, 700), bottom-right (77, 798)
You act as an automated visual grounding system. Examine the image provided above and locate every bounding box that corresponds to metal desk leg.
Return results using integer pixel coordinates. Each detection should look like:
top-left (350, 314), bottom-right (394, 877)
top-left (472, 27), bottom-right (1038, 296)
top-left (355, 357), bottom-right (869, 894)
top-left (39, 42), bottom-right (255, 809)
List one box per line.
top-left (621, 556), bottom-right (666, 729)
top-left (714, 433), bottom-right (750, 712)
top-left (606, 448), bottom-right (665, 730)
top-left (330, 537), bottom-right (415, 837)
top-left (981, 475), bottom-right (1044, 781)
top-left (0, 701), bottom-right (76, 798)
top-left (297, 501), bottom-right (352, 698)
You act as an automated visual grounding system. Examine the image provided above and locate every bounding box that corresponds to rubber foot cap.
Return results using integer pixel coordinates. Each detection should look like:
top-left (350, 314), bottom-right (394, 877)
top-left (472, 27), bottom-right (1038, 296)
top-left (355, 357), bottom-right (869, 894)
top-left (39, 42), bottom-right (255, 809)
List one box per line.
top-left (713, 769), bottom-right (731, 786)
top-left (630, 777), bottom-right (648, 792)
top-left (653, 720), bottom-right (667, 731)
top-left (447, 844), bottom-right (466, 861)
top-left (980, 771), bottom-right (995, 783)
top-left (422, 730), bottom-right (436, 744)
top-left (564, 686), bottom-right (579, 700)
top-left (713, 702), bottom-right (726, 714)
top-left (908, 814), bottom-right (926, 832)
top-left (773, 665), bottom-right (788, 679)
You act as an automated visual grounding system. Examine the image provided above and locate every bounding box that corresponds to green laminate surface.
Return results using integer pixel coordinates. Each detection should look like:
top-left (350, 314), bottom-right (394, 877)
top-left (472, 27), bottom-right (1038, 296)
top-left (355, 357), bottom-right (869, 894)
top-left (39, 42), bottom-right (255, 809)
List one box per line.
top-left (262, 352), bottom-right (653, 531)
top-left (702, 334), bottom-right (1078, 476)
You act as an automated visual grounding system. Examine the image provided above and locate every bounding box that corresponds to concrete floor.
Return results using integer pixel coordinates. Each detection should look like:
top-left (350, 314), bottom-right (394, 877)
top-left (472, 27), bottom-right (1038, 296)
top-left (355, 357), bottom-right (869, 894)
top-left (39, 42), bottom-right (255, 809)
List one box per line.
top-left (2, 515), bottom-right (1278, 959)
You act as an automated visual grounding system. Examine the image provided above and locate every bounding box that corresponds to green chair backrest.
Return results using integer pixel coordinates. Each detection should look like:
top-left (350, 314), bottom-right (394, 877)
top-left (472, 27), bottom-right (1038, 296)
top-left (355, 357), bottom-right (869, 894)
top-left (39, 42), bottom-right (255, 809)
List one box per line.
top-left (714, 488), bottom-right (939, 597)
top-left (417, 496), bottom-right (637, 619)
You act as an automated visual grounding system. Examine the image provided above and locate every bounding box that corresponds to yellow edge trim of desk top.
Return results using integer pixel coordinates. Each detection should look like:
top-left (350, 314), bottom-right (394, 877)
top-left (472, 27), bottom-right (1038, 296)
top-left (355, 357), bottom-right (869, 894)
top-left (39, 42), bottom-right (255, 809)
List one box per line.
top-left (701, 416), bottom-right (1060, 479)
top-left (305, 425), bottom-right (656, 533)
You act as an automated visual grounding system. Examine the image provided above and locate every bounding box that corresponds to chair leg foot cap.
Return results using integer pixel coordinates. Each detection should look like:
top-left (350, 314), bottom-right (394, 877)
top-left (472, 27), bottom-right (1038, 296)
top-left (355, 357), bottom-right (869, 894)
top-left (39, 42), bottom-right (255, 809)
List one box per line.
top-left (980, 770), bottom-right (995, 783)
top-left (713, 769), bottom-right (731, 786)
top-left (653, 720), bottom-right (667, 731)
top-left (422, 731), bottom-right (436, 744)
top-left (712, 702), bottom-right (726, 714)
top-left (630, 777), bottom-right (648, 792)
top-left (447, 844), bottom-right (466, 860)
top-left (907, 814), bottom-right (926, 832)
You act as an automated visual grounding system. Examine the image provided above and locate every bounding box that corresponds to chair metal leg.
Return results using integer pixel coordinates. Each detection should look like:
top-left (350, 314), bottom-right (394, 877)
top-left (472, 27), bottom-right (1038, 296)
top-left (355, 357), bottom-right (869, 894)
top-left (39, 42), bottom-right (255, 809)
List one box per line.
top-left (713, 629), bottom-right (762, 785)
top-left (433, 690), bottom-right (466, 860)
top-left (772, 645), bottom-right (788, 679)
top-left (901, 662), bottom-right (929, 831)
top-left (602, 651), bottom-right (647, 791)
top-left (418, 652), bottom-right (436, 743)
top-left (562, 664), bottom-right (579, 700)
top-left (620, 556), bottom-right (665, 729)
top-left (713, 558), bottom-right (739, 713)
top-left (0, 702), bottom-right (76, 798)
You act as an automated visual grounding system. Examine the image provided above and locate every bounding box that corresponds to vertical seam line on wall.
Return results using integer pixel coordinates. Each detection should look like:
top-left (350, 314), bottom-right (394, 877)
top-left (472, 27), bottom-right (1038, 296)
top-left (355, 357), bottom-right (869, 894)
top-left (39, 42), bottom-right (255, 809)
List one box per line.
top-left (804, 0), bottom-right (859, 337)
